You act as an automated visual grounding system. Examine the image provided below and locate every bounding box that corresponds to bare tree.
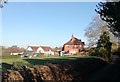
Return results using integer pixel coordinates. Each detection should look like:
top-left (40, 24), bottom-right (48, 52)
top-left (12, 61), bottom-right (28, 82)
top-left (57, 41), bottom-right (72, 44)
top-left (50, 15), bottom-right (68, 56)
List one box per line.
top-left (85, 15), bottom-right (118, 47)
top-left (95, 1), bottom-right (120, 51)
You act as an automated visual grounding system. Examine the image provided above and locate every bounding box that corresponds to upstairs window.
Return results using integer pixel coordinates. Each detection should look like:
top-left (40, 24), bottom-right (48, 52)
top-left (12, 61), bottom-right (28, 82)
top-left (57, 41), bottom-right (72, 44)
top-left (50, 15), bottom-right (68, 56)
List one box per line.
top-left (66, 45), bottom-right (69, 48)
top-left (80, 45), bottom-right (82, 47)
top-left (74, 45), bottom-right (77, 48)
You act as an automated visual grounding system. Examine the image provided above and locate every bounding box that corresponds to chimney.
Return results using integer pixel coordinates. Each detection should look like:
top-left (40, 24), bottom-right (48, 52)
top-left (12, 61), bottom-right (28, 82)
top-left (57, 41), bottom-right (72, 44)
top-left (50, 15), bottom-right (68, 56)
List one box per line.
top-left (71, 34), bottom-right (75, 42)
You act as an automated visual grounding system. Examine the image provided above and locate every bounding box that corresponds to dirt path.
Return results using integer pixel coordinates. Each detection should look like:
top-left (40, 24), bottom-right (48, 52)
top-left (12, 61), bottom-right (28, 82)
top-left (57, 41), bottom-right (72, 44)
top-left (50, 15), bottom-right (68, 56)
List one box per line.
top-left (87, 62), bottom-right (120, 80)
top-left (0, 71), bottom-right (2, 82)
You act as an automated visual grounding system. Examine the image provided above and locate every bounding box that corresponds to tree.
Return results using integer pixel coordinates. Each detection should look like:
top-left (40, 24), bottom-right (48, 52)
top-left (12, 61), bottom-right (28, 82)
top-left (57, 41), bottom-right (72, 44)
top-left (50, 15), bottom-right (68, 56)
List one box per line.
top-left (0, 0), bottom-right (8, 8)
top-left (85, 15), bottom-right (118, 47)
top-left (96, 31), bottom-right (112, 62)
top-left (95, 1), bottom-right (120, 51)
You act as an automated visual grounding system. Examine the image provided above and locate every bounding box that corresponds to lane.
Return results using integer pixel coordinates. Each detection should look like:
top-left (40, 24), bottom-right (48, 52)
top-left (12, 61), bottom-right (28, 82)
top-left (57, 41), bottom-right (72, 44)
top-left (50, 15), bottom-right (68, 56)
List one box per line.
top-left (88, 62), bottom-right (120, 80)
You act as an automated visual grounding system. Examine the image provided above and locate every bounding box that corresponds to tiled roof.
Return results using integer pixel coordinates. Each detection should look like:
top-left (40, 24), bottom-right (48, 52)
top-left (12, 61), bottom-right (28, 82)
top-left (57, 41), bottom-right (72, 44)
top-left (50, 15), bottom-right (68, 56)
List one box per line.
top-left (6, 47), bottom-right (25, 53)
top-left (28, 46), bottom-right (39, 51)
top-left (40, 46), bottom-right (52, 51)
top-left (28, 46), bottom-right (53, 51)
top-left (64, 35), bottom-right (85, 45)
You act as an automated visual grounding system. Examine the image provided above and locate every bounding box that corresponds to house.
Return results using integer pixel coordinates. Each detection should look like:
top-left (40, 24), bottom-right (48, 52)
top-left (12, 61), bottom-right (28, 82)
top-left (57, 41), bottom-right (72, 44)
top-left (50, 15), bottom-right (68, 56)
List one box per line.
top-left (11, 51), bottom-right (24, 55)
top-left (26, 46), bottom-right (39, 53)
top-left (24, 46), bottom-right (54, 57)
top-left (63, 34), bottom-right (85, 55)
top-left (7, 45), bottom-right (24, 55)
top-left (38, 46), bottom-right (54, 55)
top-left (23, 46), bottom-right (40, 57)
top-left (53, 47), bottom-right (62, 56)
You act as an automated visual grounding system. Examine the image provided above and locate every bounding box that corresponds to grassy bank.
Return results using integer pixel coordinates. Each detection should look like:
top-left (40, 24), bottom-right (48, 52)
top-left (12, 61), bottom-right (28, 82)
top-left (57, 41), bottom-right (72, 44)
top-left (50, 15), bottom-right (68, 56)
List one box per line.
top-left (2, 55), bottom-right (96, 71)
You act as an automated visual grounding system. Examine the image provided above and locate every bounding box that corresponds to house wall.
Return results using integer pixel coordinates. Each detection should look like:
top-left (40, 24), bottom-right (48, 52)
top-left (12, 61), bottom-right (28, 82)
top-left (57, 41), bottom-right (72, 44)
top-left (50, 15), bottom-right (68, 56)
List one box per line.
top-left (25, 46), bottom-right (54, 56)
top-left (43, 50), bottom-right (54, 55)
top-left (26, 47), bottom-right (33, 51)
top-left (69, 49), bottom-right (79, 54)
top-left (37, 47), bottom-right (44, 53)
top-left (11, 52), bottom-right (23, 55)
top-left (49, 50), bottom-right (54, 55)
top-left (64, 44), bottom-right (84, 54)
top-left (11, 53), bottom-right (19, 55)
top-left (37, 47), bottom-right (54, 55)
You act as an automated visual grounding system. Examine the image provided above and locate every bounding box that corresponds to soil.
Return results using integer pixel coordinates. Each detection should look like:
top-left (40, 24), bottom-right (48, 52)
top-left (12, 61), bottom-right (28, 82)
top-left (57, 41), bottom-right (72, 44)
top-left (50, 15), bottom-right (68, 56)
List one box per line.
top-left (2, 58), bottom-right (119, 81)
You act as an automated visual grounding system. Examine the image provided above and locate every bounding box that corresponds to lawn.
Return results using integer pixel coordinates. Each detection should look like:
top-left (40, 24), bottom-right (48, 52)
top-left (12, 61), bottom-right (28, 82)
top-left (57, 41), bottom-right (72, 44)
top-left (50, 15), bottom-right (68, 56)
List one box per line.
top-left (2, 55), bottom-right (95, 71)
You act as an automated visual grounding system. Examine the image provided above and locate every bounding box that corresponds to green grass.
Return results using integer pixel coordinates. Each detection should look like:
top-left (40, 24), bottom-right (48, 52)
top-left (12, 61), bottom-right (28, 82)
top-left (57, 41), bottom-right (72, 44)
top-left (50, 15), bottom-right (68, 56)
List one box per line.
top-left (2, 55), bottom-right (94, 71)
top-left (2, 55), bottom-right (20, 59)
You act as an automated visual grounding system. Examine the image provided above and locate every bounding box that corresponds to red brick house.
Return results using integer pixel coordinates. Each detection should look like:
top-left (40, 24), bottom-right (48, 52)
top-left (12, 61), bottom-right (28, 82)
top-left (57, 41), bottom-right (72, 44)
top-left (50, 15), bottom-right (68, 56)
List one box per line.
top-left (63, 35), bottom-right (85, 55)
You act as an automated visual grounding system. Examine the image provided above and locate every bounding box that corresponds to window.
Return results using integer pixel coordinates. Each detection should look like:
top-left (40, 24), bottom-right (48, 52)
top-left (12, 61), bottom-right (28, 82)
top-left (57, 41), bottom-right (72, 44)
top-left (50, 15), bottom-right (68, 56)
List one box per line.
top-left (80, 45), bottom-right (82, 47)
top-left (74, 45), bottom-right (76, 48)
top-left (66, 45), bottom-right (69, 48)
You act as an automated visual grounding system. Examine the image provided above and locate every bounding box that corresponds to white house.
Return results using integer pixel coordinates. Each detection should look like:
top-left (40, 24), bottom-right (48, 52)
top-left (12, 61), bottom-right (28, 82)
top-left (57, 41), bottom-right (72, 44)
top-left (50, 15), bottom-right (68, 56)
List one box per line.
top-left (26, 46), bottom-right (39, 53)
top-left (25, 46), bottom-right (54, 56)
top-left (11, 52), bottom-right (23, 55)
top-left (38, 46), bottom-right (54, 55)
top-left (9, 46), bottom-right (24, 55)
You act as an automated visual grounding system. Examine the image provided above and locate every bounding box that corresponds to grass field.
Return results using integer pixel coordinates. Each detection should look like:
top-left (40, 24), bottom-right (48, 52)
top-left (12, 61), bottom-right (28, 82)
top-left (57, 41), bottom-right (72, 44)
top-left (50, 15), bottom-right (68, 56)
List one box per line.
top-left (1, 55), bottom-right (95, 71)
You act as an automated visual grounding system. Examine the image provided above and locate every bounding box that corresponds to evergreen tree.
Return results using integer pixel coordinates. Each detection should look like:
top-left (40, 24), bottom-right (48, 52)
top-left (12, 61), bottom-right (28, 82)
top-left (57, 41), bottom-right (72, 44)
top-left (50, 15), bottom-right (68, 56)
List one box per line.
top-left (95, 2), bottom-right (120, 52)
top-left (96, 31), bottom-right (112, 62)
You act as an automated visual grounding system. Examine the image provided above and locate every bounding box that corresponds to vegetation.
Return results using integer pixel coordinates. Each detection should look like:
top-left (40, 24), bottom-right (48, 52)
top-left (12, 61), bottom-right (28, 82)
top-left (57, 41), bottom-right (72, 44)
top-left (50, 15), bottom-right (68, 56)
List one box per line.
top-left (85, 15), bottom-right (117, 47)
top-left (85, 15), bottom-right (108, 47)
top-left (2, 55), bottom-right (94, 71)
top-left (88, 1), bottom-right (120, 62)
top-left (96, 1), bottom-right (120, 52)
top-left (2, 57), bottom-right (108, 81)
top-left (89, 31), bottom-right (112, 62)
top-left (96, 31), bottom-right (112, 62)
top-left (1, 1), bottom-right (120, 80)
top-left (0, 0), bottom-right (8, 8)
